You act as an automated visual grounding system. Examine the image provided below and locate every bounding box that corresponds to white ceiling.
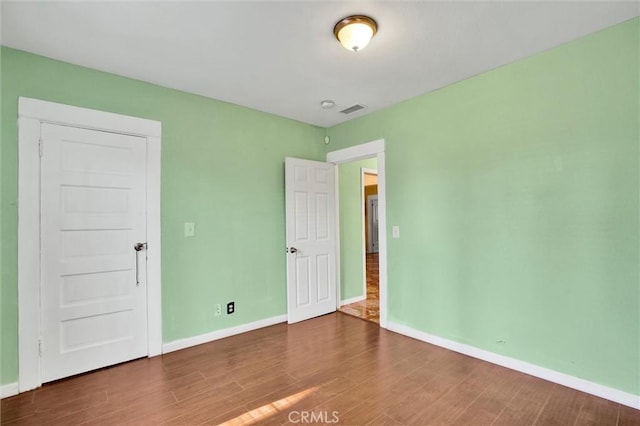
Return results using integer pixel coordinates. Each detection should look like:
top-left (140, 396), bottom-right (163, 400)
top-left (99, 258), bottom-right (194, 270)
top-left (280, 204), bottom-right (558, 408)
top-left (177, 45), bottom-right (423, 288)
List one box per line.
top-left (2, 1), bottom-right (638, 128)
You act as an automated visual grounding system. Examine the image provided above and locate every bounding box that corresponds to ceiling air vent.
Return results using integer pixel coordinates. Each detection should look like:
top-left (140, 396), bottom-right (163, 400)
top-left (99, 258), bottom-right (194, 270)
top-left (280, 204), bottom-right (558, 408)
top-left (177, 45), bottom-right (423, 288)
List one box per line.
top-left (340, 104), bottom-right (366, 114)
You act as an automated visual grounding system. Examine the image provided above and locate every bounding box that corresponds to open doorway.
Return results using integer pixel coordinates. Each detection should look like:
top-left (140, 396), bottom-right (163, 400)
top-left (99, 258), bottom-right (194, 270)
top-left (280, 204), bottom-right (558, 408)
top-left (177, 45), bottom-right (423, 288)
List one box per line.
top-left (363, 170), bottom-right (379, 322)
top-left (327, 139), bottom-right (387, 328)
top-left (342, 168), bottom-right (380, 323)
top-left (337, 161), bottom-right (380, 323)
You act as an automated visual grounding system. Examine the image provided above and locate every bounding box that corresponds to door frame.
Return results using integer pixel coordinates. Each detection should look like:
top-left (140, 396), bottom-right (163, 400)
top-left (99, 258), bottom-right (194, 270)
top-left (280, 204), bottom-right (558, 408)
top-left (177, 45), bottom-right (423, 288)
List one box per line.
top-left (361, 168), bottom-right (377, 297)
top-left (327, 139), bottom-right (387, 328)
top-left (17, 97), bottom-right (162, 392)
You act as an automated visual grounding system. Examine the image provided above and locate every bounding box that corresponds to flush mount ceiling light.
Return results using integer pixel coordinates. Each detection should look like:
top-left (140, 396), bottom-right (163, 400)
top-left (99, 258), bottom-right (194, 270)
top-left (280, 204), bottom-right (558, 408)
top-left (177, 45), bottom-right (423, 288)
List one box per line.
top-left (333, 15), bottom-right (377, 52)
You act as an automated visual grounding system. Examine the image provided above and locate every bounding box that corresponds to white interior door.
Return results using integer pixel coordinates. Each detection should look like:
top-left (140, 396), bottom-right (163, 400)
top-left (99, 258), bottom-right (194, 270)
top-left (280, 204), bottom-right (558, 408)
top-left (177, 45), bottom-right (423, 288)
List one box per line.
top-left (40, 123), bottom-right (148, 382)
top-left (285, 157), bottom-right (337, 324)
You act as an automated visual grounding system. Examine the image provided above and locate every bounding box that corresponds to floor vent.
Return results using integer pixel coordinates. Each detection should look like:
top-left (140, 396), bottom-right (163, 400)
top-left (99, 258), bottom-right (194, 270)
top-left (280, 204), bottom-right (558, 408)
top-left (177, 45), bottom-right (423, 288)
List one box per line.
top-left (340, 104), bottom-right (366, 114)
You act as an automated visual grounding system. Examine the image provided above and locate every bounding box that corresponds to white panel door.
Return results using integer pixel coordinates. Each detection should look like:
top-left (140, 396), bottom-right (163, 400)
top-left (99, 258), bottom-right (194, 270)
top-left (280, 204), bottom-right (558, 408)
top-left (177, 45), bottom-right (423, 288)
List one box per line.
top-left (285, 158), bottom-right (337, 324)
top-left (40, 123), bottom-right (148, 382)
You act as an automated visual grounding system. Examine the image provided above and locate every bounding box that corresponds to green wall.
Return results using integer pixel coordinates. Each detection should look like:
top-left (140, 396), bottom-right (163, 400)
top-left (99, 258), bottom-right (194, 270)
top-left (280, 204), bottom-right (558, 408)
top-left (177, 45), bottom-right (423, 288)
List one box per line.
top-left (327, 19), bottom-right (640, 395)
top-left (0, 47), bottom-right (325, 384)
top-left (339, 158), bottom-right (377, 301)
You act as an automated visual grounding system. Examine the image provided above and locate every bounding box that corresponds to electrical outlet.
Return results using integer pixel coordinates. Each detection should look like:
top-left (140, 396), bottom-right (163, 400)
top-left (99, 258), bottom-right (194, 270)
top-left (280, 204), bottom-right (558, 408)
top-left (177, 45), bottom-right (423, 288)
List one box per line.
top-left (215, 304), bottom-right (221, 316)
top-left (227, 302), bottom-right (235, 315)
top-left (184, 222), bottom-right (195, 237)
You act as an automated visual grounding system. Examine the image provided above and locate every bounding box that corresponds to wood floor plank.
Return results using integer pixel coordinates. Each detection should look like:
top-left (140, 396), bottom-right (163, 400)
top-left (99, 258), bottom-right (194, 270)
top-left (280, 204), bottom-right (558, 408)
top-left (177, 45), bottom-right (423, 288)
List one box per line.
top-left (404, 363), bottom-right (495, 425)
top-left (2, 313), bottom-right (635, 426)
top-left (0, 392), bottom-right (35, 423)
top-left (573, 394), bottom-right (619, 426)
top-left (171, 377), bottom-right (243, 403)
top-left (235, 373), bottom-right (303, 407)
top-left (534, 384), bottom-right (587, 426)
top-left (196, 404), bottom-right (252, 426)
top-left (384, 359), bottom-right (478, 424)
top-left (0, 415), bottom-right (36, 426)
top-left (309, 390), bottom-right (363, 420)
top-left (618, 404), bottom-right (640, 426)
top-left (332, 400), bottom-right (388, 425)
top-left (2, 390), bottom-right (106, 426)
top-left (73, 388), bottom-right (178, 426)
top-left (359, 350), bottom-right (451, 409)
top-left (451, 368), bottom-right (527, 425)
top-left (157, 393), bottom-right (245, 425)
top-left (492, 374), bottom-right (557, 425)
top-left (161, 383), bottom-right (248, 425)
top-left (367, 413), bottom-right (403, 425)
top-left (236, 375), bottom-right (325, 415)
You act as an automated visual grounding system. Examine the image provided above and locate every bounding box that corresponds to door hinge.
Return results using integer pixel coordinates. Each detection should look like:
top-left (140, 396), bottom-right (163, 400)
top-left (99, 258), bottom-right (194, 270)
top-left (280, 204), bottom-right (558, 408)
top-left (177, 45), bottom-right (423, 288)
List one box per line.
top-left (38, 338), bottom-right (43, 356)
top-left (38, 139), bottom-right (43, 157)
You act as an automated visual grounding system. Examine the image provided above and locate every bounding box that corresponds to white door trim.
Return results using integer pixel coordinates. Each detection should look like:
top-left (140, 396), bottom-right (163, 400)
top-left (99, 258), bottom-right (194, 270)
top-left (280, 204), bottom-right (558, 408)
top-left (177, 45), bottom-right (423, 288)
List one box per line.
top-left (327, 139), bottom-right (388, 328)
top-left (17, 97), bottom-right (162, 392)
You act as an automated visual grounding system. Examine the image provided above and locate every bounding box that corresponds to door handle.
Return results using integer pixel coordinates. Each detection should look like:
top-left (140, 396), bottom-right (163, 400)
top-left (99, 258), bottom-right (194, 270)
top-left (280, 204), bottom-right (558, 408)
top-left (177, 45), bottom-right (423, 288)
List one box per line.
top-left (288, 247), bottom-right (298, 254)
top-left (134, 242), bottom-right (147, 285)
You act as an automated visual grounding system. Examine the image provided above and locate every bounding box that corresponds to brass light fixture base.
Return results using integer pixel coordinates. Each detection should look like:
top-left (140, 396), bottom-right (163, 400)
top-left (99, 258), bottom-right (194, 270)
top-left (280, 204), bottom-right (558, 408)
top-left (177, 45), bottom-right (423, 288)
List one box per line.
top-left (333, 15), bottom-right (378, 40)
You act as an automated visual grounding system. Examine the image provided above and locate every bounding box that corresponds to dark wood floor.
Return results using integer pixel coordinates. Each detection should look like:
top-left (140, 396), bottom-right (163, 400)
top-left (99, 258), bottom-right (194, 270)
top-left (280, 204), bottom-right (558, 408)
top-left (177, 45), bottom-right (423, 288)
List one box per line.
top-left (2, 313), bottom-right (639, 425)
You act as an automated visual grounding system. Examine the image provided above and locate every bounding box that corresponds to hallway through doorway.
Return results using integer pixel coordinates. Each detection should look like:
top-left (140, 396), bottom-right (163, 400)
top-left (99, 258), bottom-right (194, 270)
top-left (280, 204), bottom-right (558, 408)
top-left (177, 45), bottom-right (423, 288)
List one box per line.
top-left (338, 253), bottom-right (379, 323)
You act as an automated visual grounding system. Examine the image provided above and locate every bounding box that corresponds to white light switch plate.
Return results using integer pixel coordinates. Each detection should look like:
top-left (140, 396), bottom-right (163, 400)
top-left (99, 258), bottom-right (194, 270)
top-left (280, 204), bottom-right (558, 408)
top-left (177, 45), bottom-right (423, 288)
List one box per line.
top-left (184, 222), bottom-right (195, 237)
top-left (392, 226), bottom-right (400, 239)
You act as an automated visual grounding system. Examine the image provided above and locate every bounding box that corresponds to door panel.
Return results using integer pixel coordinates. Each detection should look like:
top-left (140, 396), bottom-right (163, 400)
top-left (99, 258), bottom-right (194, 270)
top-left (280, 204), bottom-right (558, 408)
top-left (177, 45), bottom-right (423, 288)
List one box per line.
top-left (40, 123), bottom-right (148, 382)
top-left (285, 158), bottom-right (337, 323)
top-left (295, 257), bottom-right (311, 306)
top-left (317, 254), bottom-right (330, 301)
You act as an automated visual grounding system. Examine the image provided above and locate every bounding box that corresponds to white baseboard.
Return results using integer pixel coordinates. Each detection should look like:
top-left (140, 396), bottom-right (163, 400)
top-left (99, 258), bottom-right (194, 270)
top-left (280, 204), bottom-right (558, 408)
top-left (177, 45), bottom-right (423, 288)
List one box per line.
top-left (1, 382), bottom-right (19, 399)
top-left (386, 321), bottom-right (640, 410)
top-left (162, 314), bottom-right (287, 354)
top-left (340, 295), bottom-right (366, 306)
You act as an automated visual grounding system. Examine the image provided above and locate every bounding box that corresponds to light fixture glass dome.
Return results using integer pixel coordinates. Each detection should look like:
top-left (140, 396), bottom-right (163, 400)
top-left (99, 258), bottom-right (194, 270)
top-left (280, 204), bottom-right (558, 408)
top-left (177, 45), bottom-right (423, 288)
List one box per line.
top-left (334, 15), bottom-right (377, 53)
